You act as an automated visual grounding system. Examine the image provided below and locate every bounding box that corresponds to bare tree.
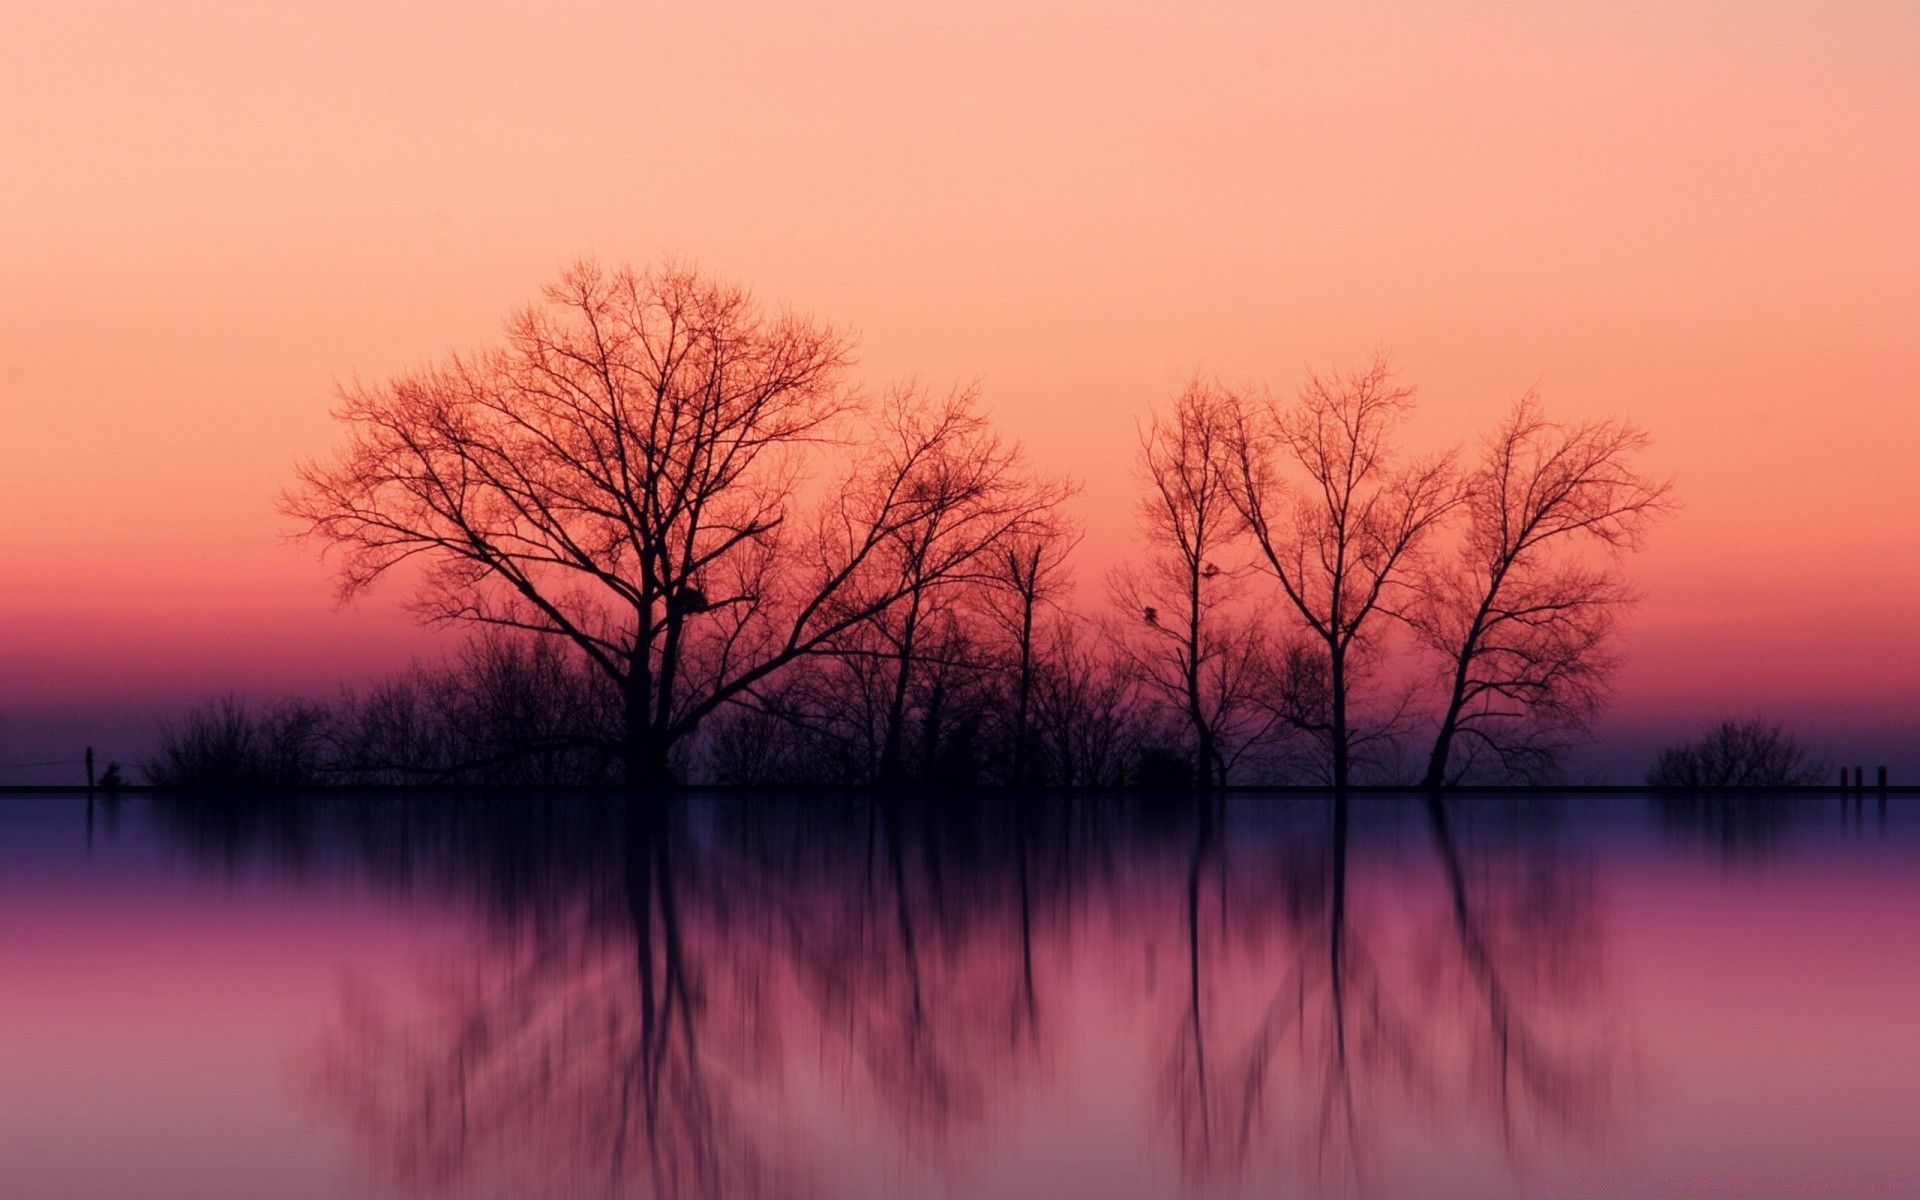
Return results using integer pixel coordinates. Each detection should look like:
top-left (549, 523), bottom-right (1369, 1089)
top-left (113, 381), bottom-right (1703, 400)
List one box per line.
top-left (1227, 357), bottom-right (1461, 790)
top-left (725, 389), bottom-right (1070, 787)
top-left (1114, 380), bottom-right (1278, 790)
top-left (287, 261), bottom-right (1054, 788)
top-left (982, 518), bottom-right (1081, 787)
top-left (1412, 396), bottom-right (1673, 787)
top-left (1646, 717), bottom-right (1827, 787)
top-left (143, 695), bottom-right (331, 789)
top-left (1028, 621), bottom-right (1147, 787)
top-left (847, 390), bottom-right (1068, 786)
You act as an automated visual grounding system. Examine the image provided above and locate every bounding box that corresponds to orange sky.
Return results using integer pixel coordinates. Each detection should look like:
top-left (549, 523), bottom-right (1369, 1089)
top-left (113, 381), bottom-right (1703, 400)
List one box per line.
top-left (3, 1), bottom-right (1917, 774)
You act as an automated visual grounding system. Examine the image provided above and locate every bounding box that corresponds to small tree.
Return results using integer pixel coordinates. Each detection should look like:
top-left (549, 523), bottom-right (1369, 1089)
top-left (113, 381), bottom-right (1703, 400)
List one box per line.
top-left (1646, 718), bottom-right (1827, 787)
top-left (1029, 622), bottom-right (1146, 787)
top-left (143, 695), bottom-right (330, 790)
top-left (837, 390), bottom-right (1069, 786)
top-left (983, 519), bottom-right (1081, 787)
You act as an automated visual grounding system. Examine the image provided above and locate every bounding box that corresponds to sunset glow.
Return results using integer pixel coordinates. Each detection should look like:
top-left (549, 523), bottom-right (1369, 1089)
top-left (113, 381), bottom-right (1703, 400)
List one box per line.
top-left (3, 0), bottom-right (1917, 775)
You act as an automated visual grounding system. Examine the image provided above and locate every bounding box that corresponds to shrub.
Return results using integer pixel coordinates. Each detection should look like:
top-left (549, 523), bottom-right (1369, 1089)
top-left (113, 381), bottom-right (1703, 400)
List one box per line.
top-left (1645, 718), bottom-right (1827, 787)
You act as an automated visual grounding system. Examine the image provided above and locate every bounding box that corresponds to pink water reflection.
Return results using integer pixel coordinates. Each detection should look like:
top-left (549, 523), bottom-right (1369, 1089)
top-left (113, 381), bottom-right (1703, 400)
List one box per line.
top-left (2, 795), bottom-right (1917, 1199)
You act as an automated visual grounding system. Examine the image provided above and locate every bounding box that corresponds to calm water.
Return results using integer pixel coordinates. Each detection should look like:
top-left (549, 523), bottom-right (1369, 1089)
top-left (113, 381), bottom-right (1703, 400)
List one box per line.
top-left (3, 790), bottom-right (1917, 1199)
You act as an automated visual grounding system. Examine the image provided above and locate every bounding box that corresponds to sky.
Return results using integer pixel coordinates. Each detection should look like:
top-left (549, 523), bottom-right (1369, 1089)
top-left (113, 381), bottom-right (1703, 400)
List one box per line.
top-left (2, 0), bottom-right (1917, 780)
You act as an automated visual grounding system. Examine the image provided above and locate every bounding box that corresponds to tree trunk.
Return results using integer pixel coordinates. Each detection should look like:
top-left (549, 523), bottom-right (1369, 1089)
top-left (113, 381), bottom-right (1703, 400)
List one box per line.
top-left (879, 601), bottom-right (921, 788)
top-left (1425, 596), bottom-right (1494, 790)
top-left (1422, 722), bottom-right (1457, 792)
top-left (624, 676), bottom-right (676, 793)
top-left (1330, 645), bottom-right (1350, 793)
top-left (1012, 597), bottom-right (1035, 789)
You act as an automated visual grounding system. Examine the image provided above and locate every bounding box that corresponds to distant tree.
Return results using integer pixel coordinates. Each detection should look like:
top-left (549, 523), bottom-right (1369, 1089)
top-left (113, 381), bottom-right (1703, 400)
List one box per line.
top-left (982, 518), bottom-right (1081, 787)
top-left (143, 695), bottom-right (330, 789)
top-left (1028, 622), bottom-right (1147, 787)
top-left (709, 390), bottom-right (1068, 788)
top-left (145, 632), bottom-right (621, 790)
top-left (1412, 395), bottom-right (1673, 787)
top-left (831, 390), bottom-right (1070, 786)
top-left (326, 673), bottom-right (448, 784)
top-left (1226, 357), bottom-right (1460, 790)
top-left (1113, 380), bottom-right (1280, 790)
top-left (393, 631), bottom-right (619, 785)
top-left (287, 260), bottom-right (1056, 789)
top-left (1646, 717), bottom-right (1828, 787)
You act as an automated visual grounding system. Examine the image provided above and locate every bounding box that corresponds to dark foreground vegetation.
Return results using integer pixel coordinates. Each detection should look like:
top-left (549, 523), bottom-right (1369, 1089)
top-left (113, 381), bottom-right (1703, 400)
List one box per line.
top-left (158, 256), bottom-right (1702, 790)
top-left (142, 635), bottom-right (1829, 794)
top-left (1643, 717), bottom-right (1829, 788)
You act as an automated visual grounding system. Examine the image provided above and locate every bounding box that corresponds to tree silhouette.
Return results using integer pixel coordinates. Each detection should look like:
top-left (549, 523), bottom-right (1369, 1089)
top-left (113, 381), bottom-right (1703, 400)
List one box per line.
top-left (1412, 395), bottom-right (1673, 786)
top-left (1646, 717), bottom-right (1827, 787)
top-left (1027, 622), bottom-right (1148, 786)
top-left (982, 518), bottom-right (1081, 787)
top-left (1114, 381), bottom-right (1282, 790)
top-left (286, 261), bottom-right (1057, 788)
top-left (1226, 358), bottom-right (1461, 791)
top-left (831, 390), bottom-right (1070, 786)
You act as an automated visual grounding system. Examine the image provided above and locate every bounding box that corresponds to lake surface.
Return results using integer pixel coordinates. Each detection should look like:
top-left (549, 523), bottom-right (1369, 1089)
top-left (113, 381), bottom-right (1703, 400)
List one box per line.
top-left (3, 790), bottom-right (1917, 1199)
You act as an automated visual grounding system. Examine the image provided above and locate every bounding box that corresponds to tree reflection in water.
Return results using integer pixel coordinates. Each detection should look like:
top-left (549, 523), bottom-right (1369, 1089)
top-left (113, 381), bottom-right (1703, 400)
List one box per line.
top-left (1158, 794), bottom-right (1614, 1194)
top-left (312, 800), bottom-right (789, 1199)
top-left (1651, 790), bottom-right (1822, 865)
top-left (151, 791), bottom-right (1623, 1198)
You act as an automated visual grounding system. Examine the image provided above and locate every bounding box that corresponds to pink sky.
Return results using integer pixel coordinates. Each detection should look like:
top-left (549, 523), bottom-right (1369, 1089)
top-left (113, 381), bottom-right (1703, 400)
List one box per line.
top-left (3, 1), bottom-right (1917, 774)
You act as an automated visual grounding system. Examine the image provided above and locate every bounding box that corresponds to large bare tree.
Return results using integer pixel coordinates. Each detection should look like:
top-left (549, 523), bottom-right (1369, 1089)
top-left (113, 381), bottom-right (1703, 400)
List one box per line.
top-left (287, 260), bottom-right (1055, 788)
top-left (1412, 396), bottom-right (1673, 786)
top-left (1226, 358), bottom-right (1461, 790)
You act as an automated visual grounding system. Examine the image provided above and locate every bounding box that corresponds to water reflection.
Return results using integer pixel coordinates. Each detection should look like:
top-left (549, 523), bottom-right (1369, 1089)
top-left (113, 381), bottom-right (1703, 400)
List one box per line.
top-left (147, 792), bottom-right (1620, 1198)
top-left (1649, 786), bottom-right (1903, 867)
top-left (1157, 798), bottom-right (1613, 1194)
top-left (1650, 790), bottom-right (1817, 864)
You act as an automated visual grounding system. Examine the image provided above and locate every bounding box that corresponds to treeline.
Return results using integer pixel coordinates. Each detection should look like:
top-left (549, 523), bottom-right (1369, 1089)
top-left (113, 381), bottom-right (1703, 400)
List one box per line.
top-left (148, 619), bottom-right (1197, 790)
top-left (146, 636), bottom-right (620, 788)
top-left (145, 655), bottom-right (1833, 790)
top-left (159, 257), bottom-right (1685, 791)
